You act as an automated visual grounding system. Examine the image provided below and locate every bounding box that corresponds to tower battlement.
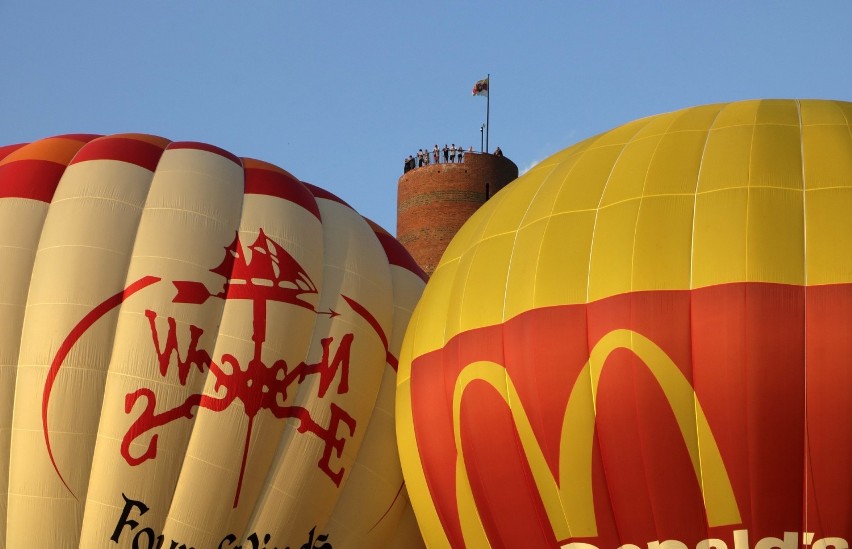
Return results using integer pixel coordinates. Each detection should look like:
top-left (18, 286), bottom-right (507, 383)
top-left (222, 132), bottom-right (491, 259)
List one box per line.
top-left (397, 151), bottom-right (518, 277)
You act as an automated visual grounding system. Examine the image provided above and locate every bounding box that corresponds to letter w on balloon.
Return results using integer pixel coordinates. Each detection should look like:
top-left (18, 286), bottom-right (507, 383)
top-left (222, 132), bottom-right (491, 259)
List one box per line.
top-left (451, 329), bottom-right (742, 544)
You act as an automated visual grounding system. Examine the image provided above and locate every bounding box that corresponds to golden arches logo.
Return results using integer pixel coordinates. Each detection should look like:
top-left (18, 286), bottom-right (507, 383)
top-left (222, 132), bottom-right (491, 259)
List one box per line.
top-left (451, 329), bottom-right (741, 546)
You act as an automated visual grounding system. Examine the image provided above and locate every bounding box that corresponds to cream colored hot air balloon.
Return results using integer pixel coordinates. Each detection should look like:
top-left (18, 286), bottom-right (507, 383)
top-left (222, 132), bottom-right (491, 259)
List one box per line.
top-left (0, 134), bottom-right (426, 549)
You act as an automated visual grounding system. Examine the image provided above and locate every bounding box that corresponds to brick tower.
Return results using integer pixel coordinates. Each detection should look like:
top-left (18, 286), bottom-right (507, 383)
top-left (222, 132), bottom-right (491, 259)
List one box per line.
top-left (397, 151), bottom-right (519, 277)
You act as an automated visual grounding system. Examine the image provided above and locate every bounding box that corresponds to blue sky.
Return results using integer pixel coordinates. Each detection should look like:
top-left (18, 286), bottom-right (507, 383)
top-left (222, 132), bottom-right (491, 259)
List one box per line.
top-left (1, 1), bottom-right (849, 232)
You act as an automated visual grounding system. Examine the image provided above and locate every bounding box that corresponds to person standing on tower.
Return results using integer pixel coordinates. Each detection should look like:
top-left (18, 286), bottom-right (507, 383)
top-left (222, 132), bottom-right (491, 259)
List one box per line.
top-left (450, 144), bottom-right (457, 163)
top-left (433, 145), bottom-right (439, 165)
top-left (443, 144), bottom-right (449, 164)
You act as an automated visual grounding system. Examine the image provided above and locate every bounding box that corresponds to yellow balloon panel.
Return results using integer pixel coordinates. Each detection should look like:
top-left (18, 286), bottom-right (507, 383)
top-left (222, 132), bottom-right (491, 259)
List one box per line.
top-left (692, 188), bottom-right (749, 287)
top-left (806, 188), bottom-right (852, 285)
top-left (803, 123), bottom-right (852, 189)
top-left (697, 125), bottom-right (754, 193)
top-left (631, 194), bottom-right (695, 291)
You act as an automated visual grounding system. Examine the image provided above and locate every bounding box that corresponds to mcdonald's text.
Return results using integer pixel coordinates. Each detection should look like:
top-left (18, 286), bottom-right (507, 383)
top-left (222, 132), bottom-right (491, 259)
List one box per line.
top-left (562, 530), bottom-right (848, 549)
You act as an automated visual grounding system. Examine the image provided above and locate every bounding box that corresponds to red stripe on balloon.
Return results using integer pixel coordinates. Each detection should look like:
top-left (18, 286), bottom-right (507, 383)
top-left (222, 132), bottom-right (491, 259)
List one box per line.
top-left (302, 181), bottom-right (353, 209)
top-left (0, 143), bottom-right (27, 161)
top-left (366, 220), bottom-right (428, 282)
top-left (0, 160), bottom-right (68, 202)
top-left (69, 136), bottom-right (167, 171)
top-left (168, 141), bottom-right (242, 166)
top-left (243, 165), bottom-right (321, 220)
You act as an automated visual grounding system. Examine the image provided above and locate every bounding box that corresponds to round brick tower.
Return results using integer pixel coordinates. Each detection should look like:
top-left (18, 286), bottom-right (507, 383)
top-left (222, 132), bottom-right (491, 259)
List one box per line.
top-left (397, 152), bottom-right (519, 277)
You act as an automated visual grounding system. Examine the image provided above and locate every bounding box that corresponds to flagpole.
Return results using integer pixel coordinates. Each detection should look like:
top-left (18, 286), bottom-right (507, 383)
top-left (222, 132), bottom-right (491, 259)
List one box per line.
top-left (485, 73), bottom-right (490, 154)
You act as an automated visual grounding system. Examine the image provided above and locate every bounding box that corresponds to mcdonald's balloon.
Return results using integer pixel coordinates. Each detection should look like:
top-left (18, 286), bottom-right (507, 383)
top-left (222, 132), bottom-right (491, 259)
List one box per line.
top-left (0, 134), bottom-right (427, 549)
top-left (397, 99), bottom-right (852, 549)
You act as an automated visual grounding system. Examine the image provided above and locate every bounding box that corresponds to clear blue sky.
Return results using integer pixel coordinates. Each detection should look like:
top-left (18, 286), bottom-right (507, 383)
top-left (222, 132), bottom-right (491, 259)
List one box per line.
top-left (1, 1), bottom-right (849, 232)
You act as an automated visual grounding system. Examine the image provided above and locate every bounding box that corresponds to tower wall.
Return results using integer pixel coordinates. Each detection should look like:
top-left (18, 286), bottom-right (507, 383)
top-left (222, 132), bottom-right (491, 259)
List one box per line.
top-left (397, 152), bottom-right (518, 277)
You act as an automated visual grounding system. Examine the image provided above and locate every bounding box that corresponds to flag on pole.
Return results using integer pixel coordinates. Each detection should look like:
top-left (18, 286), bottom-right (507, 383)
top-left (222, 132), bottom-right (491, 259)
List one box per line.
top-left (472, 77), bottom-right (489, 97)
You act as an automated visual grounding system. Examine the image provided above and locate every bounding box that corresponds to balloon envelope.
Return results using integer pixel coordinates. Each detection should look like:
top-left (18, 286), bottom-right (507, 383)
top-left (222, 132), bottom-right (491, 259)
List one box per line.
top-left (397, 99), bottom-right (852, 548)
top-left (0, 134), bottom-right (426, 548)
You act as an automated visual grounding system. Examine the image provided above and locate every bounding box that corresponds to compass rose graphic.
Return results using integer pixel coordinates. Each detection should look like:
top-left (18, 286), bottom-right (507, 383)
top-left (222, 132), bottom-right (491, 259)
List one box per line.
top-left (42, 229), bottom-right (393, 507)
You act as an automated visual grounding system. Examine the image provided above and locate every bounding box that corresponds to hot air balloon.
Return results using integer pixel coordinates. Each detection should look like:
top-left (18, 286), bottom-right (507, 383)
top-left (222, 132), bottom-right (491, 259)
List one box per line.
top-left (0, 133), bottom-right (427, 549)
top-left (397, 99), bottom-right (852, 549)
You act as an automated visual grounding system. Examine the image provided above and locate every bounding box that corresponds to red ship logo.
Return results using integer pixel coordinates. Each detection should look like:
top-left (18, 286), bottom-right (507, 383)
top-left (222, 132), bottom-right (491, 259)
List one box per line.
top-left (42, 229), bottom-right (392, 508)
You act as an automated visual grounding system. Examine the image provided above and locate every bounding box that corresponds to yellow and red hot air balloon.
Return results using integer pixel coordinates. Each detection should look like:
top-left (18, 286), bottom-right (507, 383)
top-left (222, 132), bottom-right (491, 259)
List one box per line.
top-left (0, 134), bottom-right (426, 549)
top-left (397, 99), bottom-right (852, 549)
